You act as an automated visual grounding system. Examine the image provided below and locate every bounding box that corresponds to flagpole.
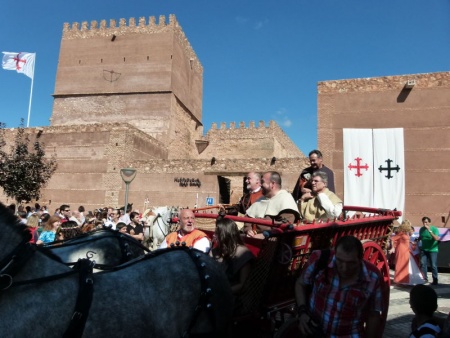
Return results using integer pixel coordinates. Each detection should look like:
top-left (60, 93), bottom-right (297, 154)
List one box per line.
top-left (26, 55), bottom-right (35, 128)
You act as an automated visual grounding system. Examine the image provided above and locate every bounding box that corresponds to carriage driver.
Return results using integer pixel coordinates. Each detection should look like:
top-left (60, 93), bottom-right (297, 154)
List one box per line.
top-left (159, 209), bottom-right (210, 253)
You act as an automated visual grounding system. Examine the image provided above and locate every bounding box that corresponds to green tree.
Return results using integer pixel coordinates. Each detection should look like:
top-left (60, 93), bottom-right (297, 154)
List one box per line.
top-left (0, 120), bottom-right (57, 203)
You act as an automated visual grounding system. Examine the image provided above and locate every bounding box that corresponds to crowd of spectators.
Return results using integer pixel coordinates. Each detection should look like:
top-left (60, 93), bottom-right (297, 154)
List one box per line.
top-left (7, 202), bottom-right (142, 245)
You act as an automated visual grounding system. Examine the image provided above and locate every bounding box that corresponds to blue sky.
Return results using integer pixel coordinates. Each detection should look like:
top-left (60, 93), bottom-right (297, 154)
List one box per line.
top-left (1, 1), bottom-right (449, 155)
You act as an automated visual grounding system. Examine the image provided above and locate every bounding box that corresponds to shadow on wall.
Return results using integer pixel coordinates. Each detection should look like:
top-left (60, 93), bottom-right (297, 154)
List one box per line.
top-left (397, 86), bottom-right (413, 103)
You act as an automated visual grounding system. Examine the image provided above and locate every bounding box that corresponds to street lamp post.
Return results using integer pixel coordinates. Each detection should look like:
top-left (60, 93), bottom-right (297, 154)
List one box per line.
top-left (120, 168), bottom-right (137, 217)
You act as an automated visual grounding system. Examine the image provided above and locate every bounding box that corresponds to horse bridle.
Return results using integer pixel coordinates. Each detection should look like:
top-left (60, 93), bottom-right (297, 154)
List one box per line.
top-left (0, 237), bottom-right (36, 290)
top-left (153, 213), bottom-right (171, 237)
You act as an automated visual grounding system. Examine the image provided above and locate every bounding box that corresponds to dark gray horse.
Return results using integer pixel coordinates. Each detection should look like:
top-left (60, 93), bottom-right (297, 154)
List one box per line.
top-left (42, 229), bottom-right (147, 270)
top-left (0, 204), bottom-right (233, 337)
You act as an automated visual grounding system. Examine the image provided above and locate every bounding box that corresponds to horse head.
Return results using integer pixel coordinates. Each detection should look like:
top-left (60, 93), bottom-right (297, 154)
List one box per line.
top-left (142, 206), bottom-right (177, 250)
top-left (142, 209), bottom-right (157, 224)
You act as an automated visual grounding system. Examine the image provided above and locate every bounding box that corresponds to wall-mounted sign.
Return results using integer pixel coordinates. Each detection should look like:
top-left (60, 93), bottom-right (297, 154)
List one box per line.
top-left (174, 177), bottom-right (201, 187)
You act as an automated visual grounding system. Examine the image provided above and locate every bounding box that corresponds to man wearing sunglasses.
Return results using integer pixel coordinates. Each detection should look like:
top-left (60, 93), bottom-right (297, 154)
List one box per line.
top-left (59, 204), bottom-right (71, 224)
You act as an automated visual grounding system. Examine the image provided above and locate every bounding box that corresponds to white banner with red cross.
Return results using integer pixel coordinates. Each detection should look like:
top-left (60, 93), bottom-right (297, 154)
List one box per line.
top-left (344, 129), bottom-right (373, 208)
top-left (344, 128), bottom-right (404, 222)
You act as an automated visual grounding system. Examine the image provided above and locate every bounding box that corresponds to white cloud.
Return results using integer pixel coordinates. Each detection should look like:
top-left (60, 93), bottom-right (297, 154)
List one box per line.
top-left (281, 118), bottom-right (292, 127)
top-left (254, 19), bottom-right (268, 30)
top-left (235, 17), bottom-right (268, 30)
top-left (273, 108), bottom-right (293, 128)
top-left (235, 16), bottom-right (249, 25)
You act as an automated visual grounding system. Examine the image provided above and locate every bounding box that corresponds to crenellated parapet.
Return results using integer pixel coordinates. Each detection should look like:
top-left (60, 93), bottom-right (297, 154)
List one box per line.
top-left (62, 14), bottom-right (202, 73)
top-left (209, 120), bottom-right (269, 131)
top-left (202, 119), bottom-right (303, 159)
top-left (209, 120), bottom-right (278, 131)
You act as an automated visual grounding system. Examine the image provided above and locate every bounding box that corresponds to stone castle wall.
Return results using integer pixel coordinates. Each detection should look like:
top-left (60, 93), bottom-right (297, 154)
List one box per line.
top-left (165, 96), bottom-right (204, 159)
top-left (198, 120), bottom-right (304, 159)
top-left (318, 71), bottom-right (450, 225)
top-left (113, 156), bottom-right (308, 210)
top-left (51, 94), bottom-right (173, 140)
top-left (0, 123), bottom-right (307, 211)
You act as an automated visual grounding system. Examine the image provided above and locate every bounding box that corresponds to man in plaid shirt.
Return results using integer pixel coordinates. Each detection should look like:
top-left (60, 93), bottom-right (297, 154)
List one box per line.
top-left (295, 236), bottom-right (383, 337)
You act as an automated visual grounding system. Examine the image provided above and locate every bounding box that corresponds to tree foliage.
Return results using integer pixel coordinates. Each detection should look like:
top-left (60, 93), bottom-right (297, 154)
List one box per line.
top-left (0, 120), bottom-right (57, 203)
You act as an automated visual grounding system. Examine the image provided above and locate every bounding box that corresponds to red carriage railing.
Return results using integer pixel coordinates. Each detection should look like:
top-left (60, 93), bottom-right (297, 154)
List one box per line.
top-left (194, 205), bottom-right (400, 333)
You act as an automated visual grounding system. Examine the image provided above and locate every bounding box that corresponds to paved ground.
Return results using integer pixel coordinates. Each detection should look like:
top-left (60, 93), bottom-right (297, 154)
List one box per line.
top-left (383, 269), bottom-right (450, 337)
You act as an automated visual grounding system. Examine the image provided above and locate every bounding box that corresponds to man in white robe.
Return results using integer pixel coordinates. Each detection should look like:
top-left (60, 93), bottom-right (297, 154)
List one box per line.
top-left (244, 171), bottom-right (300, 238)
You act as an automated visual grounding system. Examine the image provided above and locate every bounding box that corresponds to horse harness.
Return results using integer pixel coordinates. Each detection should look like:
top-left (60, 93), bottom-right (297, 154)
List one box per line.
top-left (176, 245), bottom-right (217, 337)
top-left (44, 231), bottom-right (149, 269)
top-left (0, 238), bottom-right (218, 338)
top-left (152, 212), bottom-right (172, 238)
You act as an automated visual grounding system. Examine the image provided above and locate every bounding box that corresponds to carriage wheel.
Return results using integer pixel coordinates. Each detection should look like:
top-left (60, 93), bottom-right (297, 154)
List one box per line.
top-left (362, 241), bottom-right (390, 338)
top-left (277, 242), bottom-right (293, 265)
top-left (362, 241), bottom-right (390, 286)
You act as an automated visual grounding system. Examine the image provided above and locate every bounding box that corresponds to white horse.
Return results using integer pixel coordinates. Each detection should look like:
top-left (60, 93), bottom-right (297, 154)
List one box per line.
top-left (142, 206), bottom-right (179, 250)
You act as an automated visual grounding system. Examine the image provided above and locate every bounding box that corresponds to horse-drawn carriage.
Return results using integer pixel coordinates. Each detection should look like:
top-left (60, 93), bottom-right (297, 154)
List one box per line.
top-left (194, 205), bottom-right (400, 337)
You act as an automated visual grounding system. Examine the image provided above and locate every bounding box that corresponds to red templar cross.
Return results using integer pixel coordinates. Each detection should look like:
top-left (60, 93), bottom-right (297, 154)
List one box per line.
top-left (13, 53), bottom-right (26, 70)
top-left (348, 157), bottom-right (369, 177)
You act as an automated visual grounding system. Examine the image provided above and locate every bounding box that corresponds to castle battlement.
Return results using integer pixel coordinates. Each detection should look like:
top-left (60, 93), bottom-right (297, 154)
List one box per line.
top-left (210, 120), bottom-right (276, 131)
top-left (63, 14), bottom-right (175, 34)
top-left (204, 120), bottom-right (303, 158)
top-left (62, 14), bottom-right (202, 73)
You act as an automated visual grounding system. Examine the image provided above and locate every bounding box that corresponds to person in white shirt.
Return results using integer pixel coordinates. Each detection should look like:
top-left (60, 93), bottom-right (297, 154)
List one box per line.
top-left (119, 204), bottom-right (132, 225)
top-left (104, 208), bottom-right (121, 230)
top-left (244, 171), bottom-right (300, 238)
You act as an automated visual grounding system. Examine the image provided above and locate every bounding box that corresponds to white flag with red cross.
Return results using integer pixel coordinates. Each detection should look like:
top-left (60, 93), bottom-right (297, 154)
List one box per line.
top-left (344, 129), bottom-right (374, 208)
top-left (2, 52), bottom-right (35, 79)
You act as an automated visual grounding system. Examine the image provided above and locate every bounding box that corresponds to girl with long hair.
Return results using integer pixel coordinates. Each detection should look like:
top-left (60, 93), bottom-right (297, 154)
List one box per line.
top-left (210, 214), bottom-right (254, 294)
top-left (391, 220), bottom-right (425, 285)
top-left (26, 213), bottom-right (40, 243)
top-left (36, 215), bottom-right (64, 245)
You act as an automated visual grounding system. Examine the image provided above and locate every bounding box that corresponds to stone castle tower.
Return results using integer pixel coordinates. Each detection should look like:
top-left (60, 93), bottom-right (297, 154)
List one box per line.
top-left (51, 15), bottom-right (203, 159)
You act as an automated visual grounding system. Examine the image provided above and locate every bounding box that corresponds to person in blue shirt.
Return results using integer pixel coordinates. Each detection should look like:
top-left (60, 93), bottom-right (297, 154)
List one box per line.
top-left (36, 215), bottom-right (63, 245)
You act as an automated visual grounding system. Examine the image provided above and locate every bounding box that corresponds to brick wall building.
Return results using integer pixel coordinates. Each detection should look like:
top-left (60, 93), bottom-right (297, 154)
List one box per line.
top-left (318, 72), bottom-right (450, 225)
